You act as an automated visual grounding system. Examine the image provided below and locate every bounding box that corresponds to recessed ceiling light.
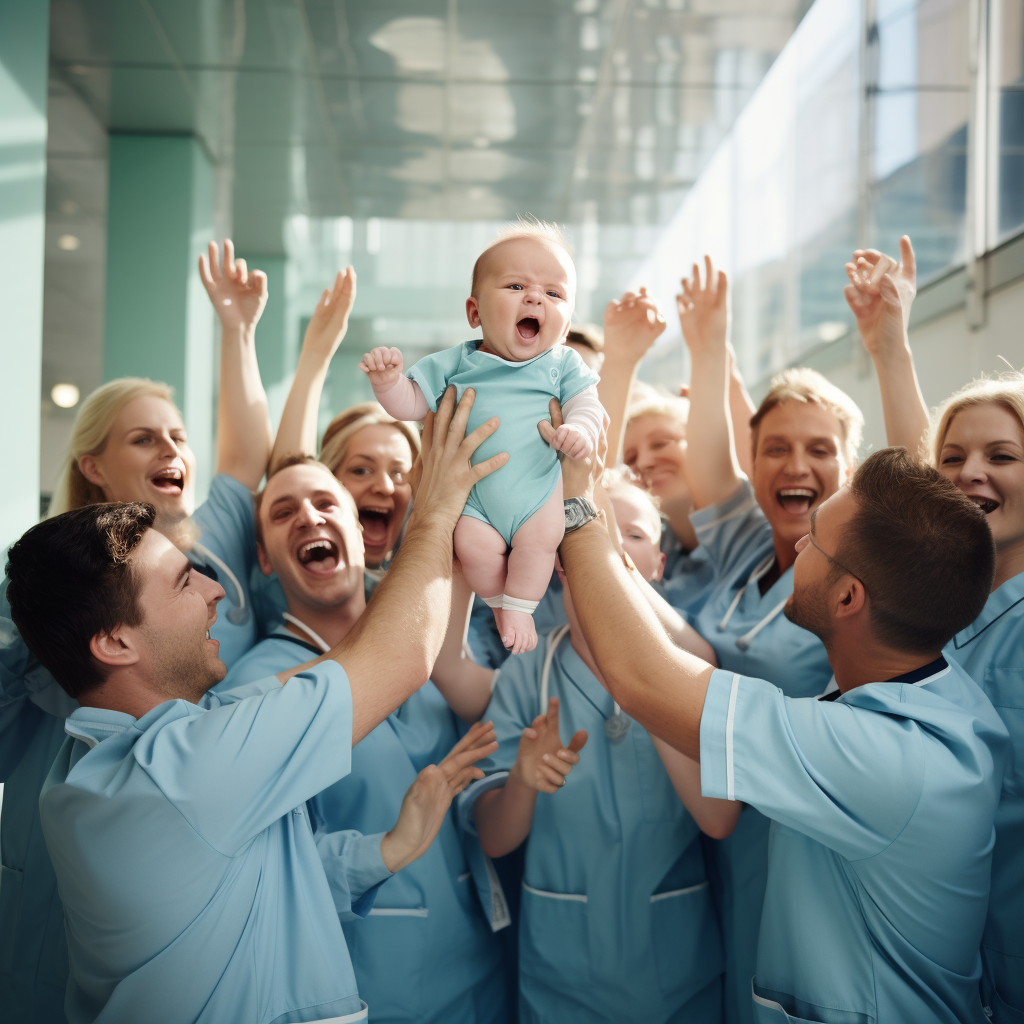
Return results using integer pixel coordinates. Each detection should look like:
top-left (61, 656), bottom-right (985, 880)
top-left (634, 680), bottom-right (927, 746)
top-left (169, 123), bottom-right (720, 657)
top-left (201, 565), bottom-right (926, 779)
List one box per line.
top-left (51, 383), bottom-right (80, 409)
top-left (58, 234), bottom-right (80, 251)
top-left (578, 67), bottom-right (598, 83)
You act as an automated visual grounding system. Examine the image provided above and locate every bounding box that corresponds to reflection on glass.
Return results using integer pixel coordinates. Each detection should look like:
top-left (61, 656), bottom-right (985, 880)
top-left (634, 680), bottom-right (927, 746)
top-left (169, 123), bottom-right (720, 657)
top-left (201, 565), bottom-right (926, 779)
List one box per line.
top-left (999, 2), bottom-right (1024, 239)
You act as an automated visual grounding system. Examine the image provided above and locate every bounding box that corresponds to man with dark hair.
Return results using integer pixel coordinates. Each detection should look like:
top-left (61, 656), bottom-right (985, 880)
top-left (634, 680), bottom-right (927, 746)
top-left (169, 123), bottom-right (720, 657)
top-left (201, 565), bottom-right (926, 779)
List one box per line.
top-left (5, 390), bottom-right (506, 1024)
top-left (553, 443), bottom-right (1009, 1024)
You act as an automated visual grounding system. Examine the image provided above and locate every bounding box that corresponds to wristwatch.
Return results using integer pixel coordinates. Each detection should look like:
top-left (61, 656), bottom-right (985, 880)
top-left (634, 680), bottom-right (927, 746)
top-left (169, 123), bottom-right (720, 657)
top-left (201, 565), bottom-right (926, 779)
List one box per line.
top-left (564, 496), bottom-right (599, 533)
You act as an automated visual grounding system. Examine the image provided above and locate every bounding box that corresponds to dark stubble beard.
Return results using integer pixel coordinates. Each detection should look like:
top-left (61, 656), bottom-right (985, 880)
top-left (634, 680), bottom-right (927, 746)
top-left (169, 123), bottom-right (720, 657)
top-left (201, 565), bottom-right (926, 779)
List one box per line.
top-left (147, 626), bottom-right (225, 705)
top-left (783, 578), bottom-right (835, 647)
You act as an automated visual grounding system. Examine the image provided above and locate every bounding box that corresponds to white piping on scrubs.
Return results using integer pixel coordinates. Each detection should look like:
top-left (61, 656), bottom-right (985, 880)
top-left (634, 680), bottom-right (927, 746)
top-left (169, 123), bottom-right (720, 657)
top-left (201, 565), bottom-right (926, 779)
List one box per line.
top-left (308, 1002), bottom-right (369, 1023)
top-left (716, 552), bottom-right (789, 652)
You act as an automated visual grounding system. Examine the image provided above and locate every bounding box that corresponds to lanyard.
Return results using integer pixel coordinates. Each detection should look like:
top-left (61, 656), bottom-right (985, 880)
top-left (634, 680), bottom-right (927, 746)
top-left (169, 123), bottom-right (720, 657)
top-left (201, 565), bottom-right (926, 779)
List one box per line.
top-left (716, 552), bottom-right (788, 652)
top-left (282, 613), bottom-right (330, 653)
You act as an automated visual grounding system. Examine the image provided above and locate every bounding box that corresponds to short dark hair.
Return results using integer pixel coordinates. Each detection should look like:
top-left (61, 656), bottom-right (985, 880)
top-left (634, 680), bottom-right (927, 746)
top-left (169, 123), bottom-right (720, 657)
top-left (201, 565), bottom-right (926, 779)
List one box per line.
top-left (5, 503), bottom-right (155, 698)
top-left (566, 324), bottom-right (604, 354)
top-left (833, 447), bottom-right (994, 654)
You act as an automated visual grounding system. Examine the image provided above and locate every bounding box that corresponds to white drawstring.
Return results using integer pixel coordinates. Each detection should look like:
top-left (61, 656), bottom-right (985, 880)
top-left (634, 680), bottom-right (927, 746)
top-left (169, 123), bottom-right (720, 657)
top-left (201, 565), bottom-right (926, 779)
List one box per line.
top-left (192, 542), bottom-right (249, 625)
top-left (717, 552), bottom-right (785, 652)
top-left (282, 613), bottom-right (330, 653)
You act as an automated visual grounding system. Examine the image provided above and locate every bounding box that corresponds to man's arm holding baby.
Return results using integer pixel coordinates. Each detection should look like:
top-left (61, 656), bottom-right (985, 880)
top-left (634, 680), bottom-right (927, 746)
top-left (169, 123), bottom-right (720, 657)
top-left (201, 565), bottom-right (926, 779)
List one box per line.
top-left (359, 346), bottom-right (431, 421)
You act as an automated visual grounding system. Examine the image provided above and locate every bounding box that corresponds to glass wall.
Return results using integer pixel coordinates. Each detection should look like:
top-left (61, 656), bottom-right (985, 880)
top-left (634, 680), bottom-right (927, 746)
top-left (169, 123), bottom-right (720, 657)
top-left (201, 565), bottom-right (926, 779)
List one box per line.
top-left (631, 0), bottom-right (1021, 388)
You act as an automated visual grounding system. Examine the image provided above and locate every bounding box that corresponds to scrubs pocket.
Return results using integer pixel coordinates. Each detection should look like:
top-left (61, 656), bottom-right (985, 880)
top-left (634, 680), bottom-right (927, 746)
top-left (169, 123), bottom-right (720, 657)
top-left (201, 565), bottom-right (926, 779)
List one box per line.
top-left (344, 911), bottom-right (427, 1021)
top-left (650, 880), bottom-right (723, 997)
top-left (519, 882), bottom-right (591, 992)
top-left (751, 982), bottom-right (874, 1024)
top-left (0, 864), bottom-right (23, 973)
top-left (989, 987), bottom-right (1024, 1024)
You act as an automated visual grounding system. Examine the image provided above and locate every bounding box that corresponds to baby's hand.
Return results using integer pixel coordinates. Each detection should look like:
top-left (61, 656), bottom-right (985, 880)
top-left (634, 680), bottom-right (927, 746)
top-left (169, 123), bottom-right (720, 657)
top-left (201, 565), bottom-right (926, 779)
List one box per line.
top-left (547, 422), bottom-right (593, 461)
top-left (359, 346), bottom-right (404, 390)
top-left (511, 698), bottom-right (588, 794)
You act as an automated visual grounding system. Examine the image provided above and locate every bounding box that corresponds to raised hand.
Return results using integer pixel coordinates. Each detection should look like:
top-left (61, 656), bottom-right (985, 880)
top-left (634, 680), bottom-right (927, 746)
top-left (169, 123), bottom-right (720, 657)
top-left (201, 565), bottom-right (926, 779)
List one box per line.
top-left (199, 239), bottom-right (268, 333)
top-left (539, 398), bottom-right (606, 500)
top-left (359, 346), bottom-right (405, 390)
top-left (677, 255), bottom-right (729, 356)
top-left (511, 697), bottom-right (588, 794)
top-left (547, 422), bottom-right (594, 461)
top-left (303, 267), bottom-right (357, 363)
top-left (844, 236), bottom-right (916, 359)
top-left (603, 286), bottom-right (667, 366)
top-left (379, 720), bottom-right (498, 873)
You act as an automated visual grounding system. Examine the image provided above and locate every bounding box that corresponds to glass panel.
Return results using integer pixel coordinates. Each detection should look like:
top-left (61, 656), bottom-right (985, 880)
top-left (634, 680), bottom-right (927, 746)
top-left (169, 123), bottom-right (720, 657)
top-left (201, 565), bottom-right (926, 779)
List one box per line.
top-left (998, 0), bottom-right (1024, 240)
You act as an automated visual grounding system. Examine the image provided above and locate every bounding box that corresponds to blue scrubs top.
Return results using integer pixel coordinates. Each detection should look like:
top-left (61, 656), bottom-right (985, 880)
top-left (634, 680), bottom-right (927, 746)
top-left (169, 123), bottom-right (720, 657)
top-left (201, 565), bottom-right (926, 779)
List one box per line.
top-left (689, 480), bottom-right (833, 1024)
top-left (945, 572), bottom-right (1024, 1022)
top-left (655, 527), bottom-right (716, 618)
top-left (0, 474), bottom-right (269, 1023)
top-left (465, 631), bottom-right (724, 1023)
top-left (700, 658), bottom-right (1007, 1024)
top-left (40, 666), bottom-right (369, 1024)
top-left (221, 633), bottom-right (507, 1024)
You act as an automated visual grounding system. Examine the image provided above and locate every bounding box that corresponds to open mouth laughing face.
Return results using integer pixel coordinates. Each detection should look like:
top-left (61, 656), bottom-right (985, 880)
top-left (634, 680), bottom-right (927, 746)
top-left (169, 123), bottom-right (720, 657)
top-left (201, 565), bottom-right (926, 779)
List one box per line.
top-left (467, 236), bottom-right (576, 362)
top-left (938, 402), bottom-right (1024, 555)
top-left (78, 394), bottom-right (197, 523)
top-left (752, 400), bottom-right (850, 554)
top-left (258, 462), bottom-right (365, 606)
top-left (335, 423), bottom-right (415, 569)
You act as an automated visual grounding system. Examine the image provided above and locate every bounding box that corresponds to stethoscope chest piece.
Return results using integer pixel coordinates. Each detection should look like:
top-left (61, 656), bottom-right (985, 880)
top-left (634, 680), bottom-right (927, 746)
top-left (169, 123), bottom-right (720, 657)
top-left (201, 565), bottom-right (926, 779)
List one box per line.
top-left (605, 711), bottom-right (631, 744)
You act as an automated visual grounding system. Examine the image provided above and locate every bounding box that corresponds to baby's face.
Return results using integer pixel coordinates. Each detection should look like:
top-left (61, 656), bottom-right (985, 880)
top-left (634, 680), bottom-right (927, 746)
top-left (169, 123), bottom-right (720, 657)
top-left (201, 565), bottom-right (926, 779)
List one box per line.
top-left (467, 237), bottom-right (576, 362)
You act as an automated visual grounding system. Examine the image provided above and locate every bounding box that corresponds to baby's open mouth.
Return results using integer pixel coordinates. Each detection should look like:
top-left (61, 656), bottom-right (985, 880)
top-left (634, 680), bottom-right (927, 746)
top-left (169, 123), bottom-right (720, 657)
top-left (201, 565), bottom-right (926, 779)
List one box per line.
top-left (777, 488), bottom-right (816, 515)
top-left (516, 317), bottom-right (540, 340)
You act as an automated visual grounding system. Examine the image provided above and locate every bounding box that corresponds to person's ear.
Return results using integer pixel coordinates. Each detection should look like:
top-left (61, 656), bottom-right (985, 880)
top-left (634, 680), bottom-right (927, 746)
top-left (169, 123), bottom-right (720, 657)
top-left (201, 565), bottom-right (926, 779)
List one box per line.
top-left (78, 454), bottom-right (106, 489)
top-left (833, 575), bottom-right (866, 619)
top-left (653, 551), bottom-right (666, 583)
top-left (466, 297), bottom-right (482, 329)
top-left (256, 542), bottom-right (272, 577)
top-left (89, 627), bottom-right (141, 669)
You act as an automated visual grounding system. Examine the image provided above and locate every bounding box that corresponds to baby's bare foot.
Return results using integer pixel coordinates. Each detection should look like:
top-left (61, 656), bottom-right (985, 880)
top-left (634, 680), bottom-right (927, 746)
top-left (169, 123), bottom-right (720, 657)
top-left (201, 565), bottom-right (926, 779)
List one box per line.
top-left (500, 610), bottom-right (538, 655)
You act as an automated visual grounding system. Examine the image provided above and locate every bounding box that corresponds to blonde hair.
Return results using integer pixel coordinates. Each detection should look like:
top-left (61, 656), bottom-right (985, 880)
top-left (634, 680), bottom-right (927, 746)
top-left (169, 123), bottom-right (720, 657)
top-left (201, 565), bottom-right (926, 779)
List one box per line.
top-left (50, 378), bottom-right (178, 517)
top-left (471, 217), bottom-right (574, 295)
top-left (601, 465), bottom-right (663, 538)
top-left (319, 402), bottom-right (421, 476)
top-left (625, 395), bottom-right (691, 434)
top-left (929, 371), bottom-right (1024, 465)
top-left (750, 368), bottom-right (864, 466)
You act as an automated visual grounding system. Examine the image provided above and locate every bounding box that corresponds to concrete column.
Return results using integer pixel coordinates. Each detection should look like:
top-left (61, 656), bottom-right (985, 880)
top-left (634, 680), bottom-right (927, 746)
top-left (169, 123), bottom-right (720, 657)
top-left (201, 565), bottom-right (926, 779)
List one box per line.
top-left (0, 0), bottom-right (49, 548)
top-left (103, 134), bottom-right (216, 499)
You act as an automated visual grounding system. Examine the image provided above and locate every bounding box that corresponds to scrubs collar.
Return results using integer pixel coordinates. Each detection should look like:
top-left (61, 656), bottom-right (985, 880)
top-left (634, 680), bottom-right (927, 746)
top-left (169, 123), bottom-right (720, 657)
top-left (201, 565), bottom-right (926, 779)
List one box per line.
top-left (64, 707), bottom-right (137, 750)
top-left (951, 570), bottom-right (1024, 648)
top-left (823, 656), bottom-right (950, 703)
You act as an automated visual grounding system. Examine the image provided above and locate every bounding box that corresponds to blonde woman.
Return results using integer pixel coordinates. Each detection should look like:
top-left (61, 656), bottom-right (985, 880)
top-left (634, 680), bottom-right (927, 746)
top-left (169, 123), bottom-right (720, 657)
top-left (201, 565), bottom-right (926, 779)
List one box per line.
top-left (0, 240), bottom-right (277, 1024)
top-left (847, 238), bottom-right (1022, 1023)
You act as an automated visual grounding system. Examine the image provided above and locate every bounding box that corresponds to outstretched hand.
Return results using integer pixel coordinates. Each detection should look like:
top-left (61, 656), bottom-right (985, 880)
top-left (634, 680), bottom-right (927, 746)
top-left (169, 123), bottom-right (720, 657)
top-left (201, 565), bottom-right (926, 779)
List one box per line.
top-left (414, 387), bottom-right (507, 528)
top-left (844, 236), bottom-right (916, 359)
top-left (303, 267), bottom-right (357, 364)
top-left (511, 698), bottom-right (588, 794)
top-left (359, 346), bottom-right (404, 390)
top-left (380, 720), bottom-right (498, 872)
top-left (677, 256), bottom-right (729, 356)
top-left (603, 287), bottom-right (667, 366)
top-left (199, 240), bottom-right (268, 333)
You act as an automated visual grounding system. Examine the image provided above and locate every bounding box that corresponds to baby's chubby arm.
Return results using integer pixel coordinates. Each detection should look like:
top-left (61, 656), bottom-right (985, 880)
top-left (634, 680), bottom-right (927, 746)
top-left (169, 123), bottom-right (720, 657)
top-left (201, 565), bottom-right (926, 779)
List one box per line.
top-left (547, 385), bottom-right (604, 461)
top-left (359, 346), bottom-right (430, 421)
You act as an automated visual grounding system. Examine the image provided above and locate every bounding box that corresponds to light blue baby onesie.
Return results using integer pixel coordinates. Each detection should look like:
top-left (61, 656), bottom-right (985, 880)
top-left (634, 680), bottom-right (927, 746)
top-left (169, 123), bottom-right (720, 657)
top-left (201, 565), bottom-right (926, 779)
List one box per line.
top-left (407, 340), bottom-right (600, 545)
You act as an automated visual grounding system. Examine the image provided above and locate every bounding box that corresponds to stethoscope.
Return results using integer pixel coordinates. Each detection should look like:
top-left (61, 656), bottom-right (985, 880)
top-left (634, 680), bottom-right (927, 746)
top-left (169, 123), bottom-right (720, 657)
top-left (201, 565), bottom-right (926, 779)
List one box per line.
top-left (191, 542), bottom-right (249, 626)
top-left (282, 613), bottom-right (330, 653)
top-left (717, 552), bottom-right (788, 652)
top-left (541, 625), bottom-right (631, 744)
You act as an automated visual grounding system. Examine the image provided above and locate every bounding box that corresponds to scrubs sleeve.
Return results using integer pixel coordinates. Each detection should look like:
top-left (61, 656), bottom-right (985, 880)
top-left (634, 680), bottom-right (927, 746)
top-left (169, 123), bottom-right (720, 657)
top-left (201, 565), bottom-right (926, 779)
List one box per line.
top-left (689, 478), bottom-right (769, 579)
top-left (558, 346), bottom-right (602, 403)
top-left (142, 663), bottom-right (354, 855)
top-left (190, 473), bottom-right (257, 594)
top-left (313, 829), bottom-right (393, 921)
top-left (700, 669), bottom-right (925, 861)
top-left (406, 344), bottom-right (467, 411)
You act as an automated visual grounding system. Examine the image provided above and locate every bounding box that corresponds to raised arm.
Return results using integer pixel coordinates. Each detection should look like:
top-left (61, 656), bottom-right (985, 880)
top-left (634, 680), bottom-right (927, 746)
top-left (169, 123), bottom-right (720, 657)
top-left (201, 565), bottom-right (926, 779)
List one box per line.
top-left (598, 288), bottom-right (667, 465)
top-left (359, 347), bottom-right (430, 421)
top-left (844, 236), bottom-right (928, 456)
top-left (728, 345), bottom-right (757, 478)
top-left (679, 257), bottom-right (742, 509)
top-left (270, 267), bottom-right (356, 471)
top-left (279, 388), bottom-right (508, 742)
top-left (199, 240), bottom-right (273, 490)
top-left (429, 565), bottom-right (498, 723)
top-left (650, 736), bottom-right (741, 839)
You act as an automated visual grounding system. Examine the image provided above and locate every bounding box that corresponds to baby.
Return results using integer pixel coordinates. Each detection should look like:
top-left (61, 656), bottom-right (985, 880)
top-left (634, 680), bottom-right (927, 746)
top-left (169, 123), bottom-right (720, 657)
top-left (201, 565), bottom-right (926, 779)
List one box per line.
top-left (359, 223), bottom-right (604, 654)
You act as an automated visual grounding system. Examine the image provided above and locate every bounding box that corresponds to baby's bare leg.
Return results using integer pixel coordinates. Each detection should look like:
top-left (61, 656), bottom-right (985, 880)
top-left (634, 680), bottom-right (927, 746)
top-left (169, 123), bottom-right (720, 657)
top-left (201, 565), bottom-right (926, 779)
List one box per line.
top-left (454, 515), bottom-right (508, 601)
top-left (502, 482), bottom-right (565, 655)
